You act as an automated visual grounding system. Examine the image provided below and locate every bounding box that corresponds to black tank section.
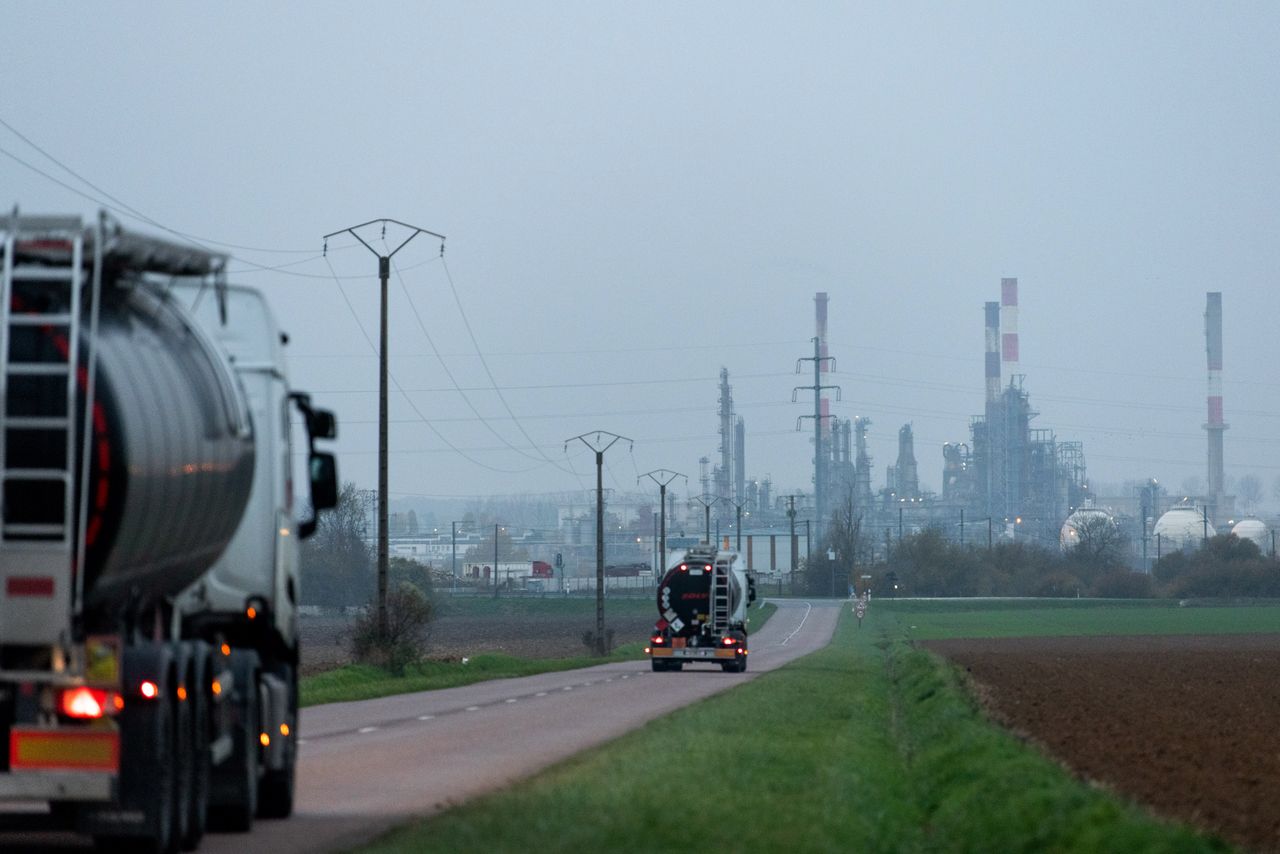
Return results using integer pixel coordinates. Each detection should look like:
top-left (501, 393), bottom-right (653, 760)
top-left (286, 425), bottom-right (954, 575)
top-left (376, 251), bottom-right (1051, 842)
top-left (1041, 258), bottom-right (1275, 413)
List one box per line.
top-left (655, 550), bottom-right (746, 638)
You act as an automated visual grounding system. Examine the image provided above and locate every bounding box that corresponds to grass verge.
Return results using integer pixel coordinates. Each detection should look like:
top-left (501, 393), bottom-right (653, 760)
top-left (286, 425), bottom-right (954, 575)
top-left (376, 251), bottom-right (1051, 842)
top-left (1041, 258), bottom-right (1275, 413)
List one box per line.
top-left (355, 605), bottom-right (1221, 853)
top-left (302, 601), bottom-right (777, 707)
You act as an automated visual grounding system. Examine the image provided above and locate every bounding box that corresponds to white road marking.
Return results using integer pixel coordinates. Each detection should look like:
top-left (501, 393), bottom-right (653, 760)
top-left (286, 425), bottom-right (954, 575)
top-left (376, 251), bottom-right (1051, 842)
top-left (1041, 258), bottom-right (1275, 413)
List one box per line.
top-left (562, 686), bottom-right (573, 691)
top-left (779, 602), bottom-right (813, 646)
top-left (535, 692), bottom-right (548, 697)
top-left (358, 726), bottom-right (378, 734)
top-left (417, 715), bottom-right (434, 721)
top-left (505, 698), bottom-right (518, 704)
top-left (465, 706), bottom-right (481, 711)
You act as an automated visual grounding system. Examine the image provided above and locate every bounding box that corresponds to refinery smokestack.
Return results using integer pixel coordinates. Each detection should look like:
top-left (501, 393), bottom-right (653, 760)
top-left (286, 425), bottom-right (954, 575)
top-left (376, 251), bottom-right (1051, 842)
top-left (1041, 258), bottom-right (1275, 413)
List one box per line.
top-left (1001, 277), bottom-right (1019, 381)
top-left (984, 301), bottom-right (1001, 403)
top-left (1205, 292), bottom-right (1226, 517)
top-left (816, 292), bottom-right (831, 437)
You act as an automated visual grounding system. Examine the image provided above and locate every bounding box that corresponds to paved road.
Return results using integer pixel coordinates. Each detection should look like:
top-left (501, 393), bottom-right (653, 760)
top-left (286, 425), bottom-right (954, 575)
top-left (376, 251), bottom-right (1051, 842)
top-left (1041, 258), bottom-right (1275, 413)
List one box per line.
top-left (3, 599), bottom-right (840, 852)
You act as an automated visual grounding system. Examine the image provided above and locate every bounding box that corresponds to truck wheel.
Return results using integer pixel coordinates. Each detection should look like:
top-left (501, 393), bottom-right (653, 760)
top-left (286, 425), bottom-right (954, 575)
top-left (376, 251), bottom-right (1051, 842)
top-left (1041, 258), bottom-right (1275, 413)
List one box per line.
top-left (173, 672), bottom-right (195, 850)
top-left (97, 686), bottom-right (178, 854)
top-left (209, 656), bottom-right (260, 833)
top-left (181, 652), bottom-right (211, 851)
top-left (257, 663), bottom-right (296, 819)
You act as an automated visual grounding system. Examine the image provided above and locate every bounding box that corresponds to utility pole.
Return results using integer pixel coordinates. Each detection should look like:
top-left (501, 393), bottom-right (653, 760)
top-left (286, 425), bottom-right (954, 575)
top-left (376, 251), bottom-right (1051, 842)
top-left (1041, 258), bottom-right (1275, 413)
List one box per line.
top-left (566, 431), bottom-right (632, 655)
top-left (690, 494), bottom-right (721, 544)
top-left (638, 469), bottom-right (685, 575)
top-left (726, 498), bottom-right (748, 553)
top-left (323, 219), bottom-right (444, 641)
top-left (785, 495), bottom-right (798, 588)
top-left (493, 523), bottom-right (500, 599)
top-left (795, 337), bottom-right (838, 544)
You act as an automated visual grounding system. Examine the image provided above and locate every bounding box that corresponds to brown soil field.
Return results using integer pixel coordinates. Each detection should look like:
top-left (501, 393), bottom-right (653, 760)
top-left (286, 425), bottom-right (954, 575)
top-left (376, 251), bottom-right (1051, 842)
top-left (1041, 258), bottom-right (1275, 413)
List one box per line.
top-left (924, 634), bottom-right (1280, 853)
top-left (299, 612), bottom-right (654, 675)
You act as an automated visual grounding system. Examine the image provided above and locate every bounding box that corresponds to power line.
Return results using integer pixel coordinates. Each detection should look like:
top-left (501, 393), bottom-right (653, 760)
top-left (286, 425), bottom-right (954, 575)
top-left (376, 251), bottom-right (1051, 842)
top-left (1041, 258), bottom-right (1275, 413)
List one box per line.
top-left (440, 257), bottom-right (586, 484)
top-left (322, 255), bottom-right (546, 474)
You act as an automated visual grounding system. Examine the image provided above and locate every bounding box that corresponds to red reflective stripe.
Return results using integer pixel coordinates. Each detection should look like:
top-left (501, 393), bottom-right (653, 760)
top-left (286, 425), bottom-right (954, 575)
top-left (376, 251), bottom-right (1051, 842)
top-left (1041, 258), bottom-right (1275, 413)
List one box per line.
top-left (7, 577), bottom-right (55, 596)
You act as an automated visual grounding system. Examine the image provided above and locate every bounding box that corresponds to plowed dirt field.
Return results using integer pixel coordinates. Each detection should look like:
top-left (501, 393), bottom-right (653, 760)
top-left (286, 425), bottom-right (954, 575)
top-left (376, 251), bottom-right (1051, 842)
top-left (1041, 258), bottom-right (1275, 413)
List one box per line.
top-left (924, 634), bottom-right (1280, 852)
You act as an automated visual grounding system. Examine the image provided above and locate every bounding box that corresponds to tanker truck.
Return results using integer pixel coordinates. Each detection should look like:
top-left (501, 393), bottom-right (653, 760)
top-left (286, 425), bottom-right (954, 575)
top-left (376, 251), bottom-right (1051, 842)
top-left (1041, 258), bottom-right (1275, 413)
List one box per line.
top-left (0, 212), bottom-right (338, 851)
top-left (645, 545), bottom-right (756, 672)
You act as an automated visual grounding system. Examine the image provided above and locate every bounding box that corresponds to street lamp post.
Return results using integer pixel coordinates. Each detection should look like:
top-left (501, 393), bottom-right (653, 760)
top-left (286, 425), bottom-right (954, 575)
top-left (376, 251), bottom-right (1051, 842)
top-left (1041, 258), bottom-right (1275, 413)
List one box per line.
top-left (450, 520), bottom-right (466, 594)
top-left (566, 431), bottom-right (632, 655)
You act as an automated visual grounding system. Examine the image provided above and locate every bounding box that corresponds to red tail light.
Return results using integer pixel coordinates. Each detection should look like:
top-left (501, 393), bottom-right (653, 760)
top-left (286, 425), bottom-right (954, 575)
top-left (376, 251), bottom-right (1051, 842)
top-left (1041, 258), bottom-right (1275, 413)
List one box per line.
top-left (139, 680), bottom-right (159, 700)
top-left (722, 637), bottom-right (735, 646)
top-left (60, 687), bottom-right (114, 719)
top-left (651, 636), bottom-right (664, 645)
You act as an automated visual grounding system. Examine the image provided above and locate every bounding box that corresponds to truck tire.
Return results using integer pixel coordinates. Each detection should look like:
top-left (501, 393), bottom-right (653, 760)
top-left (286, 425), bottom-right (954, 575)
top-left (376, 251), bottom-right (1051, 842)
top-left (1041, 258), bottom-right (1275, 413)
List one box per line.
top-left (209, 652), bottom-right (260, 833)
top-left (257, 663), bottom-right (296, 819)
top-left (173, 669), bottom-right (196, 850)
top-left (181, 648), bottom-right (211, 850)
top-left (97, 679), bottom-right (179, 854)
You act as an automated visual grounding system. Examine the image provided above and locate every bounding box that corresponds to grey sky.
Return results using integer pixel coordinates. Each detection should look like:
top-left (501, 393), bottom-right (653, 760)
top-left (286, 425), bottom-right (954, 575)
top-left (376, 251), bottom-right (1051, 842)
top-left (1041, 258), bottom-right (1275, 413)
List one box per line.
top-left (4, 3), bottom-right (1278, 508)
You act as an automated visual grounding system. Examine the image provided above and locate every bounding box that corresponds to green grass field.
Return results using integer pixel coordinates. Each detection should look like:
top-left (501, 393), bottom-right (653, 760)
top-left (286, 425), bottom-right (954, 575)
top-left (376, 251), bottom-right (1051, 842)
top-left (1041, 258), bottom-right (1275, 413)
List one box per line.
top-left (876, 597), bottom-right (1280, 640)
top-left (356, 600), bottom-right (1232, 853)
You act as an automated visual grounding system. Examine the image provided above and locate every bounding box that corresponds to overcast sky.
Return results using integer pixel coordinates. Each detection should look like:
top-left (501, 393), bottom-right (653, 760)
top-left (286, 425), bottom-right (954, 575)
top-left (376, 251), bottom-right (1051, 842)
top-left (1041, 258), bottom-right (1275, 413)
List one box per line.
top-left (4, 3), bottom-right (1278, 511)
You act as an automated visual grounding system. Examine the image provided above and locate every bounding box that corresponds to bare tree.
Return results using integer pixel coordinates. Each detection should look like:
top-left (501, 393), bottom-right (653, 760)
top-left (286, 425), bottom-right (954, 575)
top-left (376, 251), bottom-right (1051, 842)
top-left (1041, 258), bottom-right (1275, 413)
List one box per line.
top-left (1237, 474), bottom-right (1263, 513)
top-left (1065, 513), bottom-right (1127, 575)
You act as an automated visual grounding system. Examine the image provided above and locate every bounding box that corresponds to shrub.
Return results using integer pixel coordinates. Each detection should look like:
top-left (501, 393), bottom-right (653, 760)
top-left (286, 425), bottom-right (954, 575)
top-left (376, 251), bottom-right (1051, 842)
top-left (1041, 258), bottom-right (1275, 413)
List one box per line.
top-left (349, 582), bottom-right (435, 675)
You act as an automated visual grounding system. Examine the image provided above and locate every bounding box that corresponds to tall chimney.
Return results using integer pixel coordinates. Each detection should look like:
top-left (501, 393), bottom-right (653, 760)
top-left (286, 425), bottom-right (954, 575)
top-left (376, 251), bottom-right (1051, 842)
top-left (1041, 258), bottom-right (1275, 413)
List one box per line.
top-left (1001, 277), bottom-right (1019, 380)
top-left (984, 301), bottom-right (1001, 403)
top-left (1205, 292), bottom-right (1226, 517)
top-left (816, 292), bottom-right (830, 439)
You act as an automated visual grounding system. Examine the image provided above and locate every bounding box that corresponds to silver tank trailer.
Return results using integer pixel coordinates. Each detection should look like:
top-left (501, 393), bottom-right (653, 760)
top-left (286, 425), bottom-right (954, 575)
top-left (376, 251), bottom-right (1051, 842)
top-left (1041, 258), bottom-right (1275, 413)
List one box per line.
top-left (11, 279), bottom-right (255, 616)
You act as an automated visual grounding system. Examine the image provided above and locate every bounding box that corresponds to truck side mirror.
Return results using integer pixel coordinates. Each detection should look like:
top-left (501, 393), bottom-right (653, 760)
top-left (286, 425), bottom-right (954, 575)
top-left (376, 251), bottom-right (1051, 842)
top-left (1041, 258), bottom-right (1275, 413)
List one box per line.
top-left (309, 409), bottom-right (337, 440)
top-left (309, 452), bottom-right (338, 510)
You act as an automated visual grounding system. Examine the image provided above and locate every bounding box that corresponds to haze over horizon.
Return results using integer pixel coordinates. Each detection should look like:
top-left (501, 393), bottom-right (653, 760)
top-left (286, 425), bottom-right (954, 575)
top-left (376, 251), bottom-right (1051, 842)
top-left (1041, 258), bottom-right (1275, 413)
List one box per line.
top-left (4, 4), bottom-right (1278, 512)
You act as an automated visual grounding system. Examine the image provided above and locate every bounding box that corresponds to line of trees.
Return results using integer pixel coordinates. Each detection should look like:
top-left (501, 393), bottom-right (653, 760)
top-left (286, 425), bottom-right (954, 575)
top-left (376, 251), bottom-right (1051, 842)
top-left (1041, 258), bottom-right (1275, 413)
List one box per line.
top-left (806, 495), bottom-right (1279, 599)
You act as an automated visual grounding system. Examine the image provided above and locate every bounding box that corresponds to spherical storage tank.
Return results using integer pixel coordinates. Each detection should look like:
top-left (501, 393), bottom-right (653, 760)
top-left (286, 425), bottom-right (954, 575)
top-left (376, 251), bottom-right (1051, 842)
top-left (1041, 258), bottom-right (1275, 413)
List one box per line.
top-left (1153, 507), bottom-right (1216, 552)
top-left (1231, 518), bottom-right (1269, 551)
top-left (1059, 508), bottom-right (1115, 551)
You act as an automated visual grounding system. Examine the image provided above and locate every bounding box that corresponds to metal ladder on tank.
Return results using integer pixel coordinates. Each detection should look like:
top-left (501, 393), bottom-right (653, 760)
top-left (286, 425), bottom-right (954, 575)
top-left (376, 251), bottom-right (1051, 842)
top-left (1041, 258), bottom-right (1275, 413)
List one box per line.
top-left (710, 554), bottom-right (732, 633)
top-left (0, 214), bottom-right (101, 632)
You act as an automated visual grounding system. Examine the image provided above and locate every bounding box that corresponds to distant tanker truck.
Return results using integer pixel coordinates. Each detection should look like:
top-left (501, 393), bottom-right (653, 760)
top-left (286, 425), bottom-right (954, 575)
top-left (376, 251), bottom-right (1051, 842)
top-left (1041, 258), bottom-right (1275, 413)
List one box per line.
top-left (0, 213), bottom-right (337, 851)
top-left (645, 545), bottom-right (756, 672)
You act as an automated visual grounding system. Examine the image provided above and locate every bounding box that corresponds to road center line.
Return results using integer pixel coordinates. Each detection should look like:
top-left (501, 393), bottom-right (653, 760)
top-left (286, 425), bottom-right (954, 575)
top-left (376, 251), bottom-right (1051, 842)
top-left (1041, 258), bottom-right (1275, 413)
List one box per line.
top-left (779, 602), bottom-right (813, 646)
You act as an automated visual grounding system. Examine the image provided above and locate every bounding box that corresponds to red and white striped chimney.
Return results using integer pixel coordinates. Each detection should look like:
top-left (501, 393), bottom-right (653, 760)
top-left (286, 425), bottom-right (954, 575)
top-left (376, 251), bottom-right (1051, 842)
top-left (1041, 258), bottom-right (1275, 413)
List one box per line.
top-left (1000, 278), bottom-right (1019, 381)
top-left (984, 301), bottom-right (1000, 403)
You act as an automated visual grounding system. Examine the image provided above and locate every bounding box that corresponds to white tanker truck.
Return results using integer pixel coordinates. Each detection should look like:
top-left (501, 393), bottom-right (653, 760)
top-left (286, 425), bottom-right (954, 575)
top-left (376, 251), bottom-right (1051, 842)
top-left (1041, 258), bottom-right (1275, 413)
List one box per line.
top-left (0, 213), bottom-right (337, 851)
top-left (645, 545), bottom-right (756, 672)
